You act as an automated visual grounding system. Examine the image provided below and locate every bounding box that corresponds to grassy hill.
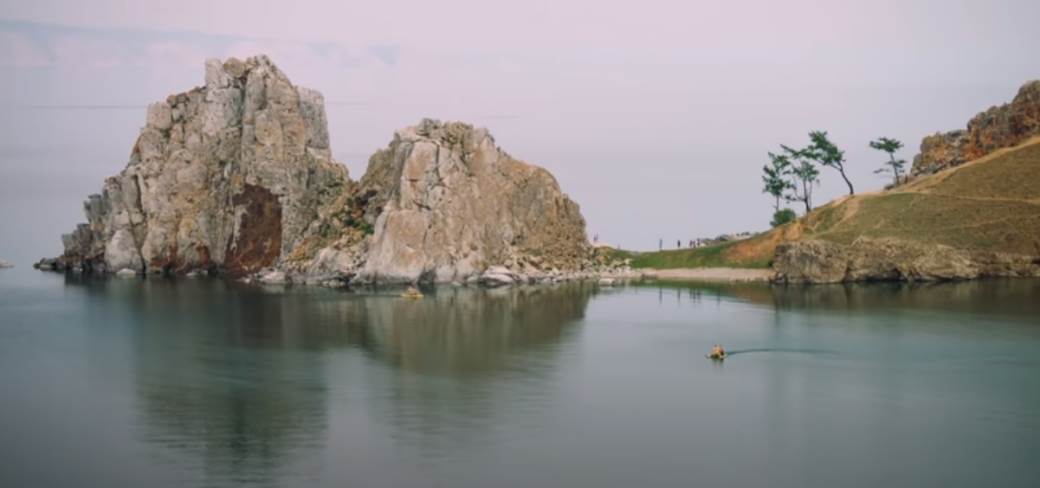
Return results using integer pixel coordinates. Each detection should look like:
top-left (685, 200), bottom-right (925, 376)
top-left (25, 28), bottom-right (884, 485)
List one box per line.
top-left (629, 136), bottom-right (1040, 269)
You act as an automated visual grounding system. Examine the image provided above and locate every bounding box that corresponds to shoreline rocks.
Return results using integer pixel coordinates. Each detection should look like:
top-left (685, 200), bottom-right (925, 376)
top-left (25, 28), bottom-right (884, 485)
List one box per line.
top-left (772, 238), bottom-right (1040, 284)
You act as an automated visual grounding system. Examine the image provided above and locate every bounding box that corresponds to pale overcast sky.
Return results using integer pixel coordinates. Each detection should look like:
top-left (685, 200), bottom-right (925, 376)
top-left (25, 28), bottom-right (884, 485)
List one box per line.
top-left (1, 0), bottom-right (1038, 260)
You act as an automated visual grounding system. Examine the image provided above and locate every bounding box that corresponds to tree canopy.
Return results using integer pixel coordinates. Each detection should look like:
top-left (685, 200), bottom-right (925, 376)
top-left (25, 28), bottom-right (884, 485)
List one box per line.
top-left (762, 152), bottom-right (793, 212)
top-left (809, 130), bottom-right (854, 195)
top-left (870, 137), bottom-right (906, 186)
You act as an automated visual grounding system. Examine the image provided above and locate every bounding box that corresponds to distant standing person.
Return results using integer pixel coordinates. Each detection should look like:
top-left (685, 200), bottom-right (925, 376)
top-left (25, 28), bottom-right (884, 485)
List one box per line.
top-left (659, 238), bottom-right (663, 251)
top-left (677, 240), bottom-right (681, 249)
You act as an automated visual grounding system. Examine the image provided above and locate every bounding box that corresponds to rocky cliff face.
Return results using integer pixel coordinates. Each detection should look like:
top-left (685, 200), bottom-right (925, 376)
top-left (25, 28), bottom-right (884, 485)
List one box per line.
top-left (352, 120), bottom-right (588, 284)
top-left (911, 80), bottom-right (1040, 176)
top-left (38, 58), bottom-right (597, 285)
top-left (773, 238), bottom-right (1040, 284)
top-left (46, 56), bottom-right (350, 277)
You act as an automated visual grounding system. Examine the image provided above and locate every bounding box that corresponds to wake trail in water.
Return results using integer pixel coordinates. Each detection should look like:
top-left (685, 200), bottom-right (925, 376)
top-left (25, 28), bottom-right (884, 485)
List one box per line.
top-left (721, 348), bottom-right (838, 357)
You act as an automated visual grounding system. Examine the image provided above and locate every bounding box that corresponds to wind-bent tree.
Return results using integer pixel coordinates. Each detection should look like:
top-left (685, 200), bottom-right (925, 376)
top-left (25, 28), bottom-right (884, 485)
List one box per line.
top-left (762, 152), bottom-right (793, 212)
top-left (781, 144), bottom-right (819, 213)
top-left (869, 137), bottom-right (906, 186)
top-left (809, 131), bottom-right (854, 195)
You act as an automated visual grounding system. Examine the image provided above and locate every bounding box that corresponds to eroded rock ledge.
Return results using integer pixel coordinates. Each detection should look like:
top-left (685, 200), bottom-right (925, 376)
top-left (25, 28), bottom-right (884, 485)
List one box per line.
top-left (36, 57), bottom-right (626, 286)
top-left (772, 238), bottom-right (1040, 284)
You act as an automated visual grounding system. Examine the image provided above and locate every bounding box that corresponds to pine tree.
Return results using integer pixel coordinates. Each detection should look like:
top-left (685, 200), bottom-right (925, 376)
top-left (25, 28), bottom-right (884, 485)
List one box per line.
top-left (781, 144), bottom-right (819, 213)
top-left (869, 137), bottom-right (906, 186)
top-left (762, 152), bottom-right (793, 212)
top-left (809, 130), bottom-right (854, 195)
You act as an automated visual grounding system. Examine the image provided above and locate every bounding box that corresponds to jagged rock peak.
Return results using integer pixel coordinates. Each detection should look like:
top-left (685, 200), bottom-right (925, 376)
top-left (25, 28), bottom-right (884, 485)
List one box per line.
top-left (354, 118), bottom-right (590, 284)
top-left (42, 55), bottom-right (351, 277)
top-left (37, 63), bottom-right (600, 286)
top-left (911, 80), bottom-right (1040, 176)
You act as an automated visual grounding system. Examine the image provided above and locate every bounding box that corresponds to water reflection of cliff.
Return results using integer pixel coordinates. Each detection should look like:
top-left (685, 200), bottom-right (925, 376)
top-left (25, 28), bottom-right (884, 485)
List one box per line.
top-left (86, 278), bottom-right (334, 485)
top-left (64, 276), bottom-right (594, 482)
top-left (347, 284), bottom-right (595, 460)
top-left (348, 284), bottom-right (593, 374)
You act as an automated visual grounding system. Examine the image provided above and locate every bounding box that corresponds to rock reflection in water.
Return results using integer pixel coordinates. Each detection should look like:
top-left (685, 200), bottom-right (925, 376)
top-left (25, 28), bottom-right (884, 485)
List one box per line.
top-left (347, 284), bottom-right (594, 460)
top-left (73, 277), bottom-right (333, 485)
top-left (59, 275), bottom-right (594, 483)
top-left (350, 284), bottom-right (593, 373)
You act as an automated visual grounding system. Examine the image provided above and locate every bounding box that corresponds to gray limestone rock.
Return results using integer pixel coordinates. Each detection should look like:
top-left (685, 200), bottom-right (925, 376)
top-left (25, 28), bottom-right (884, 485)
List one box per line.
top-left (45, 56), bottom-right (351, 277)
top-left (354, 119), bottom-right (588, 284)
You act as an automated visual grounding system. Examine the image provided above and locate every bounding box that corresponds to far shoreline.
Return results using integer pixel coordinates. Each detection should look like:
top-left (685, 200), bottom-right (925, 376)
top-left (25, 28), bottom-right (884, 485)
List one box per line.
top-left (640, 267), bottom-right (773, 283)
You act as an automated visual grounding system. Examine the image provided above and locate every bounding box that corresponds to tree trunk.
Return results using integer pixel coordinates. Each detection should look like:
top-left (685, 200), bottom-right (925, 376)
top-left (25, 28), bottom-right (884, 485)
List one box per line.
top-left (839, 166), bottom-right (854, 195)
top-left (802, 179), bottom-right (811, 213)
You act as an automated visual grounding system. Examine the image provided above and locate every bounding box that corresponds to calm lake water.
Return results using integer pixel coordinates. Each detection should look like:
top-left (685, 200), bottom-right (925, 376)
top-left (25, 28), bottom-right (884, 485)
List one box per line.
top-left (1, 267), bottom-right (1039, 487)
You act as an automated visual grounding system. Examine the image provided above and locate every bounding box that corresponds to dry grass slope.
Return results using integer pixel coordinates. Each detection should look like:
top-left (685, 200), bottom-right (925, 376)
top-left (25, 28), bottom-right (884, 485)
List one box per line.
top-left (633, 137), bottom-right (1040, 269)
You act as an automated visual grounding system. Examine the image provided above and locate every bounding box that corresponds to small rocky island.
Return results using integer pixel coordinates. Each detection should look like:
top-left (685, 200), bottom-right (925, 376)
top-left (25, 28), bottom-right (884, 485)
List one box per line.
top-left (35, 56), bottom-right (624, 286)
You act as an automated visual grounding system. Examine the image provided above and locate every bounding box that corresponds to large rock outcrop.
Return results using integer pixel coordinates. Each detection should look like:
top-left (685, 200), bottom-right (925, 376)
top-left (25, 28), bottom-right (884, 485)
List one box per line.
top-left (44, 56), bottom-right (351, 276)
top-left (911, 80), bottom-right (1040, 176)
top-left (37, 58), bottom-right (599, 285)
top-left (773, 238), bottom-right (1040, 284)
top-left (353, 119), bottom-right (588, 284)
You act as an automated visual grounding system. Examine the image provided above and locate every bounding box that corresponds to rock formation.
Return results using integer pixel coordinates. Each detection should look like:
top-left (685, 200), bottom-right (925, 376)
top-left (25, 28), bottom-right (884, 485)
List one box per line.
top-left (773, 238), bottom-right (1040, 284)
top-left (40, 56), bottom-right (350, 277)
top-left (911, 80), bottom-right (1040, 176)
top-left (37, 58), bottom-right (604, 286)
top-left (352, 119), bottom-right (588, 284)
